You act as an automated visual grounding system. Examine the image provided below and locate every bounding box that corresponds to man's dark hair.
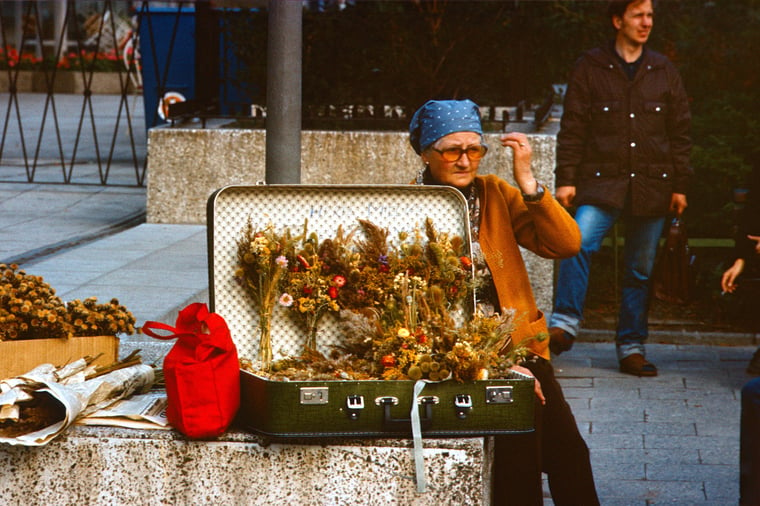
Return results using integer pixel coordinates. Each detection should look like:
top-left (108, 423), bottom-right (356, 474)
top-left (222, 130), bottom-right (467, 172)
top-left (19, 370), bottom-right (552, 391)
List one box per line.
top-left (608, 1), bottom-right (635, 19)
top-left (608, 0), bottom-right (655, 20)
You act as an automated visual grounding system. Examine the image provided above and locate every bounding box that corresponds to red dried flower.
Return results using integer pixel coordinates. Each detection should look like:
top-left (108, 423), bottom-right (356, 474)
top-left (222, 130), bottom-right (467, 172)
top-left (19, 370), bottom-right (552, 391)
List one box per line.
top-left (380, 355), bottom-right (396, 367)
top-left (460, 256), bottom-right (473, 269)
top-left (332, 275), bottom-right (347, 287)
top-left (328, 286), bottom-right (339, 299)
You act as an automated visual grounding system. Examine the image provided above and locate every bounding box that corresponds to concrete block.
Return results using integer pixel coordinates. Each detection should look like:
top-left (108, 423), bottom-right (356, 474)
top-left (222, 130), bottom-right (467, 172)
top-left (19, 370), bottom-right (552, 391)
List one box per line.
top-left (0, 427), bottom-right (495, 506)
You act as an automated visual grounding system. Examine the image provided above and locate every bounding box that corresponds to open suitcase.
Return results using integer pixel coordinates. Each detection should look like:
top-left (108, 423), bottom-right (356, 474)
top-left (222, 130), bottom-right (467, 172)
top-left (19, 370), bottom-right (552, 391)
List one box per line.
top-left (207, 184), bottom-right (535, 438)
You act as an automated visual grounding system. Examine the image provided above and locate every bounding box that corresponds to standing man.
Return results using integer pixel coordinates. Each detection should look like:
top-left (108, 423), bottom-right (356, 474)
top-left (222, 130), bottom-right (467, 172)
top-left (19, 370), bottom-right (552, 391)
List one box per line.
top-left (548, 0), bottom-right (692, 376)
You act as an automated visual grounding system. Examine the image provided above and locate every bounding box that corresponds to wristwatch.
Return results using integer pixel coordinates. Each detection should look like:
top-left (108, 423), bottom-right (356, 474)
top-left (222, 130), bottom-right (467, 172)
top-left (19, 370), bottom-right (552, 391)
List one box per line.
top-left (522, 180), bottom-right (545, 202)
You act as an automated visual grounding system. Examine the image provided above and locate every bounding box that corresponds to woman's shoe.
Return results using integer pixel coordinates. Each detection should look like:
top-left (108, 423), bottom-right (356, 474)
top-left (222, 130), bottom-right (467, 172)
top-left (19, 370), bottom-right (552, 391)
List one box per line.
top-left (619, 354), bottom-right (658, 377)
top-left (548, 327), bottom-right (574, 355)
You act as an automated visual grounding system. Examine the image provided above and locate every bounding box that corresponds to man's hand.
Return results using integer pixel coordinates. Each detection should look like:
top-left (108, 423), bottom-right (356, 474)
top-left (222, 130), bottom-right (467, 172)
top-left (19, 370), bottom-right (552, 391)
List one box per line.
top-left (555, 186), bottom-right (576, 208)
top-left (510, 364), bottom-right (545, 405)
top-left (721, 258), bottom-right (745, 294)
top-left (748, 234), bottom-right (760, 255)
top-left (669, 193), bottom-right (688, 217)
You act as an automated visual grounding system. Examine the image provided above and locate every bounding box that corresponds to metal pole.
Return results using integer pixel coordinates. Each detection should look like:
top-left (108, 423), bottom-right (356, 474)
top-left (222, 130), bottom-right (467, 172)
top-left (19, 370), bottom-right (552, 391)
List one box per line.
top-left (266, 0), bottom-right (302, 184)
top-left (195, 1), bottom-right (219, 113)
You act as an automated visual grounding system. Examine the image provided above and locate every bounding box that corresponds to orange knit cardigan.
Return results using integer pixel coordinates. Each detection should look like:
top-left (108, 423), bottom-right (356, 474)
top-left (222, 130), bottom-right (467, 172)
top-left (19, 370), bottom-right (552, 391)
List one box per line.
top-left (476, 174), bottom-right (581, 360)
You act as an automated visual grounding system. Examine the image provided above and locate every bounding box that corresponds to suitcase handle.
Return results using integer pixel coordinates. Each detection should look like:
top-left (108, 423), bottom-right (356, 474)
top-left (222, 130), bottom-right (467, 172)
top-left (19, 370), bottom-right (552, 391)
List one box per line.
top-left (376, 396), bottom-right (435, 432)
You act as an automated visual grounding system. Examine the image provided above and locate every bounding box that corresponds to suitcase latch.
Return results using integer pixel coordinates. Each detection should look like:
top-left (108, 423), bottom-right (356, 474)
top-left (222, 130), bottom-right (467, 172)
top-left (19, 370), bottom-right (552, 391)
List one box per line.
top-left (454, 394), bottom-right (473, 419)
top-left (300, 387), bottom-right (329, 405)
top-left (345, 395), bottom-right (365, 420)
top-left (486, 386), bottom-right (514, 404)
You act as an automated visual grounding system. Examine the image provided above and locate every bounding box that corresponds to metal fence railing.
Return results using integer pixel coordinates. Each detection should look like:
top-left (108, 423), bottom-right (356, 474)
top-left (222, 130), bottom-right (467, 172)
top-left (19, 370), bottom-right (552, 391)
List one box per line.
top-left (0, 1), bottom-right (152, 186)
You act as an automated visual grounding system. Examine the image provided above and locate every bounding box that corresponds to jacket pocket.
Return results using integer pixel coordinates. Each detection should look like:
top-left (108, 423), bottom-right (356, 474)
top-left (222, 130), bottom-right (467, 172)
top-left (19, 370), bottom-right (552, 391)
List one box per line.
top-left (578, 162), bottom-right (618, 179)
top-left (645, 163), bottom-right (673, 180)
top-left (643, 101), bottom-right (667, 114)
top-left (642, 101), bottom-right (668, 132)
top-left (593, 100), bottom-right (621, 114)
top-left (591, 100), bottom-right (622, 131)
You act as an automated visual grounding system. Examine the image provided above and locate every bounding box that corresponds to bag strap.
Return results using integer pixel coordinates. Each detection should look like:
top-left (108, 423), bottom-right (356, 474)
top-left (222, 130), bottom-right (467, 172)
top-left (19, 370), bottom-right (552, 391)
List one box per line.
top-left (141, 304), bottom-right (235, 361)
top-left (142, 303), bottom-right (210, 339)
top-left (141, 320), bottom-right (183, 340)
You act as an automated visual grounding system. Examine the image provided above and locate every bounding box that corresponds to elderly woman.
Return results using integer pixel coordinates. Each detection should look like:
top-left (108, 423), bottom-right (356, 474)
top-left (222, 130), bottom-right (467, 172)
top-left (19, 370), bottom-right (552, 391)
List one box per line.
top-left (409, 99), bottom-right (599, 505)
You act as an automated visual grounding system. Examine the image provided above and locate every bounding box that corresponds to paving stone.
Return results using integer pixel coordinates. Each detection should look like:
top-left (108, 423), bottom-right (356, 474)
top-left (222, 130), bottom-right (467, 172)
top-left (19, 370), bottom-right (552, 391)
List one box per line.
top-left (591, 447), bottom-right (701, 465)
top-left (644, 434), bottom-right (737, 451)
top-left (594, 478), bottom-right (707, 503)
top-left (646, 462), bottom-right (735, 482)
top-left (590, 421), bottom-right (696, 436)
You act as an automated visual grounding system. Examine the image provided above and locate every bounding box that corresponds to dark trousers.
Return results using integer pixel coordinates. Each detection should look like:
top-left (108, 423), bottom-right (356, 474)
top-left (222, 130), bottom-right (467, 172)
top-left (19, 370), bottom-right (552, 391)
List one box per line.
top-left (741, 377), bottom-right (760, 505)
top-left (492, 357), bottom-right (599, 505)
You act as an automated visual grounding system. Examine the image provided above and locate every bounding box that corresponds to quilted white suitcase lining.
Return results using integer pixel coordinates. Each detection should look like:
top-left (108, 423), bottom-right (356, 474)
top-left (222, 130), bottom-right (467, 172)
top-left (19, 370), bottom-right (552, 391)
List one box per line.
top-left (208, 184), bottom-right (471, 361)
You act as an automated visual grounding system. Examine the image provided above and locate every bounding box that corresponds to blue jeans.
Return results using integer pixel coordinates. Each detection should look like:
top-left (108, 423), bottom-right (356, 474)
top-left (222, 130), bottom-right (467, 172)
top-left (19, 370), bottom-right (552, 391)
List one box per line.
top-left (549, 205), bottom-right (665, 360)
top-left (741, 377), bottom-right (760, 505)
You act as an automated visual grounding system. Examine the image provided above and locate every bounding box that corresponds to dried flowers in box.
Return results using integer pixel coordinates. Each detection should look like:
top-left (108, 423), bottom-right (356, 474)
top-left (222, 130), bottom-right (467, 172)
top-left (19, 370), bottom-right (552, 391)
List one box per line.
top-left (236, 218), bottom-right (537, 381)
top-left (0, 263), bottom-right (136, 341)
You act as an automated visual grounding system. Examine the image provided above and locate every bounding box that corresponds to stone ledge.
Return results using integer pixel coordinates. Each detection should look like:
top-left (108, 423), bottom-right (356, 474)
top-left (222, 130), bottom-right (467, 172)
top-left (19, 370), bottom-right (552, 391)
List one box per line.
top-left (0, 424), bottom-right (495, 505)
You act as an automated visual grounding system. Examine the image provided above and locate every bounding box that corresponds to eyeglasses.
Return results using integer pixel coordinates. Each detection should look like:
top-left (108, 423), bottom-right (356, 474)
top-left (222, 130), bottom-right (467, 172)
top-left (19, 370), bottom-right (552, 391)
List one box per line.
top-left (431, 144), bottom-right (488, 162)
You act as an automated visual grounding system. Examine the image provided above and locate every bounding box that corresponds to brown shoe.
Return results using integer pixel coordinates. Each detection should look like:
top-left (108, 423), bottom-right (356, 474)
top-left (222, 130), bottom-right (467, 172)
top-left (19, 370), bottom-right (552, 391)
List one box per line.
top-left (548, 327), bottom-right (574, 356)
top-left (619, 354), bottom-right (658, 377)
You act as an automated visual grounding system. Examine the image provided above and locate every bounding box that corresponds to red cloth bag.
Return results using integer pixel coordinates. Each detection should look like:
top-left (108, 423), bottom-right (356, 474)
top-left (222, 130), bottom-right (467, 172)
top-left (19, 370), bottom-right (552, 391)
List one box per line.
top-left (142, 303), bottom-right (240, 438)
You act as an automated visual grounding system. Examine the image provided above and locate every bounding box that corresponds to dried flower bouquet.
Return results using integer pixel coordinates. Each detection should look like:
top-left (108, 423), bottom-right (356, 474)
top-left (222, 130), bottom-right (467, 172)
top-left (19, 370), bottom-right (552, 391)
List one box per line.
top-left (236, 218), bottom-right (538, 382)
top-left (0, 264), bottom-right (136, 341)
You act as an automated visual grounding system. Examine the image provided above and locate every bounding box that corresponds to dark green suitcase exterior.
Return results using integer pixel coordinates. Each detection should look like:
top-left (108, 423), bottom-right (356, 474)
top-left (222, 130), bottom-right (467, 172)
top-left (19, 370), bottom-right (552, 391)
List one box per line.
top-left (239, 370), bottom-right (534, 438)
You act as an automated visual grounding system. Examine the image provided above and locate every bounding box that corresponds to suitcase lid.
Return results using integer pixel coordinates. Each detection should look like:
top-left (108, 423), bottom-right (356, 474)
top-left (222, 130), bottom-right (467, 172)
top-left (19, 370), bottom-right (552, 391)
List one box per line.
top-left (207, 184), bottom-right (471, 362)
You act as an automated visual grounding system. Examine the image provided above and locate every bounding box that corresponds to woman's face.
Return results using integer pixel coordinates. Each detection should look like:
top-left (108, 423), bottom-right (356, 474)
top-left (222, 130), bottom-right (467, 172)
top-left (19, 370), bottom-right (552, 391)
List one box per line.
top-left (421, 131), bottom-right (484, 190)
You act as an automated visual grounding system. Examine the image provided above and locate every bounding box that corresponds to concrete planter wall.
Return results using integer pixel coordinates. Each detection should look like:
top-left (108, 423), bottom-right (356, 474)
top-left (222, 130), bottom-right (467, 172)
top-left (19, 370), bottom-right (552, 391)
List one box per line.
top-left (146, 125), bottom-right (559, 313)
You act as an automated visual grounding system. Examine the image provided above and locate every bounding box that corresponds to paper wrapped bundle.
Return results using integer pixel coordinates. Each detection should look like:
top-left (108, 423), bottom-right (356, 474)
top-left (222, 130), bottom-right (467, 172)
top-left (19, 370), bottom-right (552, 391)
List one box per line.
top-left (0, 357), bottom-right (155, 446)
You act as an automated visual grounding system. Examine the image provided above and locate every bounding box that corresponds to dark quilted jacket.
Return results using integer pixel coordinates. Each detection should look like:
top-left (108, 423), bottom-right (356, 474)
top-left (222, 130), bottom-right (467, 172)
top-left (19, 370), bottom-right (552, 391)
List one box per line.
top-left (555, 43), bottom-right (692, 217)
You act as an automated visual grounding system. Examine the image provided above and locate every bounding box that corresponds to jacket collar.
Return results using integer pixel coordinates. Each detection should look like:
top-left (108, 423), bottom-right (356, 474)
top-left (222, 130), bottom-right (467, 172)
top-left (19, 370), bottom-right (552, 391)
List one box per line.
top-left (587, 42), bottom-right (664, 72)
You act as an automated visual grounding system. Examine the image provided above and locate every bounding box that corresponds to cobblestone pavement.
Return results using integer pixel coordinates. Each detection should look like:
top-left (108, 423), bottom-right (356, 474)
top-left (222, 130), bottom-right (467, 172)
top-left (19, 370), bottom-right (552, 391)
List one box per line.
top-left (550, 341), bottom-right (751, 505)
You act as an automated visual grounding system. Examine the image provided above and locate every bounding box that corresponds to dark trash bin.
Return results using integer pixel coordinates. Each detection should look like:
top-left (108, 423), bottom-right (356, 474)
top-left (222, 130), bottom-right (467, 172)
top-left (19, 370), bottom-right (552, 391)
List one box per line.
top-left (138, 6), bottom-right (196, 131)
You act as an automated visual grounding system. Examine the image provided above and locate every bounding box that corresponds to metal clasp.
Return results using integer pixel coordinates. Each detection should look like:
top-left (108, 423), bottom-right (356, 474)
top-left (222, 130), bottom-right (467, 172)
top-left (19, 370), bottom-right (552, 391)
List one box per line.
top-left (299, 386), bottom-right (329, 405)
top-left (375, 396), bottom-right (399, 406)
top-left (454, 394), bottom-right (472, 419)
top-left (485, 386), bottom-right (513, 404)
top-left (346, 395), bottom-right (365, 420)
top-left (417, 395), bottom-right (439, 405)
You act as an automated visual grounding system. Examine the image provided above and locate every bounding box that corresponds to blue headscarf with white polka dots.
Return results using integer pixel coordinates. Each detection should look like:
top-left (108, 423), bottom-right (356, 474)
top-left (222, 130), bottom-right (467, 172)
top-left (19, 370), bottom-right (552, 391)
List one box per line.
top-left (408, 99), bottom-right (483, 155)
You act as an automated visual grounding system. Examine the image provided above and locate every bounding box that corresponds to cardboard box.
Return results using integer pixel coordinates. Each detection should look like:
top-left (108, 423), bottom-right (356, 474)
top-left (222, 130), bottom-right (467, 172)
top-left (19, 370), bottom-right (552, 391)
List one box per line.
top-left (0, 335), bottom-right (119, 379)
